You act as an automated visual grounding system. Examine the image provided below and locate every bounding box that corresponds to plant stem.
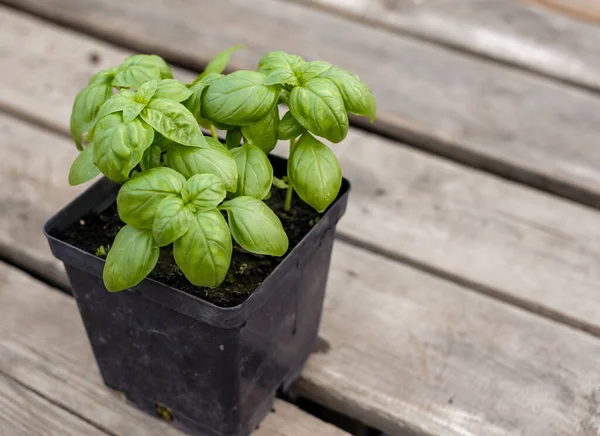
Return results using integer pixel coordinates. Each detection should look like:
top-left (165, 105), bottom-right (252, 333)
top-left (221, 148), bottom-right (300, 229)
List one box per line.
top-left (209, 124), bottom-right (218, 140)
top-left (284, 137), bottom-right (297, 212)
top-left (284, 181), bottom-right (293, 212)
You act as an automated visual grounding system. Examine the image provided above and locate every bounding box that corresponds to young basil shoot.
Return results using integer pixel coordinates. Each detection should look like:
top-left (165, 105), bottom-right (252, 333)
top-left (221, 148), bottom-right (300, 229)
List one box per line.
top-left (68, 47), bottom-right (375, 292)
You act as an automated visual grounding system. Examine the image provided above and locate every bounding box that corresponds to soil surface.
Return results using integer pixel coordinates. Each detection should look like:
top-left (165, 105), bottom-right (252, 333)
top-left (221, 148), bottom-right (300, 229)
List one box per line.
top-left (59, 187), bottom-right (319, 307)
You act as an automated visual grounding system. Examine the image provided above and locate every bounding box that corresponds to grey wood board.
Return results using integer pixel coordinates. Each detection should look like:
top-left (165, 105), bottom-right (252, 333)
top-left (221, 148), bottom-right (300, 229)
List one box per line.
top-left (5, 0), bottom-right (600, 210)
top-left (524, 0), bottom-right (600, 24)
top-left (0, 267), bottom-right (348, 436)
top-left (2, 249), bottom-right (600, 436)
top-left (0, 372), bottom-right (109, 436)
top-left (0, 114), bottom-right (87, 289)
top-left (4, 7), bottom-right (600, 338)
top-left (286, 0), bottom-right (600, 90)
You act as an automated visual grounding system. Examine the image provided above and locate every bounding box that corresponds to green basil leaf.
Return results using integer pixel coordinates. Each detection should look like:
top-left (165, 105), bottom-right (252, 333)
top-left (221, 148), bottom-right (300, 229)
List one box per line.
top-left (201, 71), bottom-right (279, 126)
top-left (288, 134), bottom-right (342, 212)
top-left (320, 67), bottom-right (376, 121)
top-left (278, 89), bottom-right (290, 105)
top-left (68, 143), bottom-right (101, 186)
top-left (124, 54), bottom-right (172, 78)
top-left (231, 143), bottom-right (273, 200)
top-left (173, 209), bottom-right (232, 288)
top-left (272, 177), bottom-right (288, 190)
top-left (241, 107), bottom-right (279, 154)
top-left (196, 44), bottom-right (244, 81)
top-left (277, 111), bottom-right (306, 140)
top-left (152, 196), bottom-right (195, 247)
top-left (95, 90), bottom-right (142, 123)
top-left (113, 66), bottom-right (161, 89)
top-left (113, 54), bottom-right (172, 88)
top-left (152, 133), bottom-right (175, 151)
top-left (220, 196), bottom-right (288, 256)
top-left (140, 144), bottom-right (162, 170)
top-left (225, 128), bottom-right (243, 150)
top-left (123, 104), bottom-right (145, 124)
top-left (141, 98), bottom-right (207, 147)
top-left (103, 225), bottom-right (159, 292)
top-left (182, 173), bottom-right (226, 211)
top-left (296, 61), bottom-right (332, 83)
top-left (289, 78), bottom-right (348, 143)
top-left (154, 79), bottom-right (192, 102)
top-left (93, 114), bottom-right (154, 183)
top-left (264, 69), bottom-right (298, 87)
top-left (165, 144), bottom-right (237, 192)
top-left (117, 167), bottom-right (186, 229)
top-left (134, 80), bottom-right (158, 104)
top-left (212, 121), bottom-right (236, 131)
top-left (70, 83), bottom-right (113, 148)
top-left (205, 136), bottom-right (228, 151)
top-left (88, 67), bottom-right (117, 86)
top-left (184, 73), bottom-right (223, 129)
top-left (257, 51), bottom-right (303, 77)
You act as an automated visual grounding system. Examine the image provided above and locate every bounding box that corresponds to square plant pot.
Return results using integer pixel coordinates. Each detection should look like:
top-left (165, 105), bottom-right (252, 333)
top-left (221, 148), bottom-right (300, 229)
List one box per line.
top-left (43, 155), bottom-right (350, 436)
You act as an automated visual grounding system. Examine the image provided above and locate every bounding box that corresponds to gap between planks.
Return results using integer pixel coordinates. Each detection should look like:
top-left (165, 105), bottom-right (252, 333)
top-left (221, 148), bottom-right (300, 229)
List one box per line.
top-left (2, 242), bottom-right (600, 436)
top-left (0, 370), bottom-right (111, 436)
top-left (0, 263), bottom-right (349, 436)
top-left (2, 54), bottom-right (600, 436)
top-left (3, 7), bottom-right (600, 339)
top-left (283, 0), bottom-right (600, 92)
top-left (6, 1), bottom-right (600, 215)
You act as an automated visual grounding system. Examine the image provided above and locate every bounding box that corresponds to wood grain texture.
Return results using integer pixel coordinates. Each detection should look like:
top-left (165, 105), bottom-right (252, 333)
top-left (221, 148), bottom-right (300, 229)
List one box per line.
top-left (287, 0), bottom-right (600, 88)
top-left (3, 9), bottom-right (600, 434)
top-left (525, 0), bottom-right (600, 24)
top-left (0, 264), bottom-right (348, 436)
top-left (2, 248), bottom-right (600, 436)
top-left (298, 243), bottom-right (600, 436)
top-left (0, 372), bottom-right (108, 436)
top-left (5, 2), bottom-right (600, 211)
top-left (3, 8), bottom-right (600, 337)
top-left (0, 115), bottom-right (86, 288)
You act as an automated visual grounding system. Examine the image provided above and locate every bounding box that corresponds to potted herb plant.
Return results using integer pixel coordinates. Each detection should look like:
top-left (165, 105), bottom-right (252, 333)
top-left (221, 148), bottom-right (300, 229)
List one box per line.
top-left (44, 46), bottom-right (375, 436)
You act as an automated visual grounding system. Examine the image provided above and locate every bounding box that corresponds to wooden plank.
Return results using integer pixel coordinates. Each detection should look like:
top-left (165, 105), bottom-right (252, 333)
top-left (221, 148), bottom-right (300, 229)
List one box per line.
top-left (6, 2), bottom-right (600, 211)
top-left (3, 246), bottom-right (600, 436)
top-left (525, 0), bottom-right (600, 24)
top-left (0, 264), bottom-right (348, 436)
top-left (3, 9), bottom-right (600, 337)
top-left (0, 372), bottom-right (109, 436)
top-left (298, 242), bottom-right (600, 436)
top-left (0, 114), bottom-right (86, 289)
top-left (287, 0), bottom-right (600, 90)
top-left (2, 10), bottom-right (600, 433)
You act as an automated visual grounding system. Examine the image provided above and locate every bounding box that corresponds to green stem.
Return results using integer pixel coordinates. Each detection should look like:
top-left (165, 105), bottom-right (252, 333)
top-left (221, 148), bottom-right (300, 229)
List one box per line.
top-left (284, 137), bottom-right (297, 212)
top-left (209, 124), bottom-right (218, 140)
top-left (284, 181), bottom-right (293, 212)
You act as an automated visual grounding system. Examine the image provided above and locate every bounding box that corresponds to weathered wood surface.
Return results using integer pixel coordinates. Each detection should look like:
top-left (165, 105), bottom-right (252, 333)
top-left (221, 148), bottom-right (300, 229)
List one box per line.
top-left (0, 115), bottom-right (85, 288)
top-left (0, 263), bottom-right (348, 436)
top-left (0, 372), bottom-right (109, 436)
top-left (3, 6), bottom-right (600, 436)
top-left (4, 8), bottom-right (600, 338)
top-left (526, 0), bottom-right (600, 23)
top-left (3, 243), bottom-right (600, 436)
top-left (287, 0), bottom-right (600, 90)
top-left (6, 2), bottom-right (600, 211)
top-left (299, 244), bottom-right (600, 436)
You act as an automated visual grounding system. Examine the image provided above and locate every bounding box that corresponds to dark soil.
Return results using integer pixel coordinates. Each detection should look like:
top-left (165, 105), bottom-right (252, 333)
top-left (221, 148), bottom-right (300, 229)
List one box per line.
top-left (59, 187), bottom-right (319, 307)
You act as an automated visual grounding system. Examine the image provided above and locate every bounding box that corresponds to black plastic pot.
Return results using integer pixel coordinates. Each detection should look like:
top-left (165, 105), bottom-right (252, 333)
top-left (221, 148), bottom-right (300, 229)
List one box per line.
top-left (44, 155), bottom-right (350, 436)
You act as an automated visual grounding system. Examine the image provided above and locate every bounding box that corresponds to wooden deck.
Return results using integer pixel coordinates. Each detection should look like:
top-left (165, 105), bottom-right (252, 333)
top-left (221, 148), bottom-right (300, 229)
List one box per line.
top-left (1, 1), bottom-right (600, 435)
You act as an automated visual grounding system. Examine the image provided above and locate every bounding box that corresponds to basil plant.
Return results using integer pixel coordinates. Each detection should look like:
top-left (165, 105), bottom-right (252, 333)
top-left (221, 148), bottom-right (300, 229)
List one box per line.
top-left (68, 47), bottom-right (375, 292)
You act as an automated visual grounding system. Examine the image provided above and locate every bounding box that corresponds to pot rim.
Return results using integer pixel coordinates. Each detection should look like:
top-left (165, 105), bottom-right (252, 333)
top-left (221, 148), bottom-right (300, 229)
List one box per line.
top-left (43, 155), bottom-right (350, 327)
